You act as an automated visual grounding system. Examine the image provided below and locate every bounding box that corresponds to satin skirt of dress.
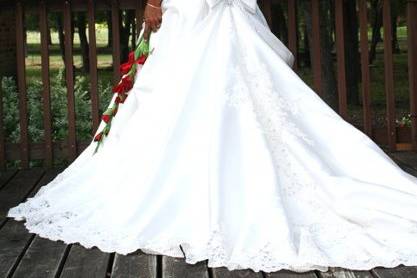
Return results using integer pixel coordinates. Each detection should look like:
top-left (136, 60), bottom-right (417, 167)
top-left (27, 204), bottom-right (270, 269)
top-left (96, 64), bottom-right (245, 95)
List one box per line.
top-left (8, 0), bottom-right (417, 273)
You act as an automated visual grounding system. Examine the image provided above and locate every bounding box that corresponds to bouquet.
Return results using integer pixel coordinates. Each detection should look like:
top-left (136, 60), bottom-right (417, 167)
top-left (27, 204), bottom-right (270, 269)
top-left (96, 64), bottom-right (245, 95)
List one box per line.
top-left (93, 31), bottom-right (151, 154)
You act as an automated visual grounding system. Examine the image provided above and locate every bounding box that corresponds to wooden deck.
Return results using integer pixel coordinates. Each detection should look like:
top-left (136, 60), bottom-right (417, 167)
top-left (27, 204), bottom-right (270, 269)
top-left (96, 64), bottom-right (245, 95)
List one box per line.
top-left (1, 151), bottom-right (417, 278)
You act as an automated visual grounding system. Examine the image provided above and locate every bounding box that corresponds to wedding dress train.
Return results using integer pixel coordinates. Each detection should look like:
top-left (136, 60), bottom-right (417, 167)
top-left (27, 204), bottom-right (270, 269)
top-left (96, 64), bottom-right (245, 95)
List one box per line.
top-left (8, 0), bottom-right (417, 273)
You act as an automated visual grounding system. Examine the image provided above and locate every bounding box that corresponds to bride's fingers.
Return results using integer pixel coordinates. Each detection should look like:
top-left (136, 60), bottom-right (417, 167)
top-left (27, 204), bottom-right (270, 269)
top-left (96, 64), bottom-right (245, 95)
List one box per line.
top-left (156, 18), bottom-right (162, 29)
top-left (152, 17), bottom-right (161, 31)
top-left (143, 17), bottom-right (163, 39)
top-left (144, 24), bottom-right (151, 41)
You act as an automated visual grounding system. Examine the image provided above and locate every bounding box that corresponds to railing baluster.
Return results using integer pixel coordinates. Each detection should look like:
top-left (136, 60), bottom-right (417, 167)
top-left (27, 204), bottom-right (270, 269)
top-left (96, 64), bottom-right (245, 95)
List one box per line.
top-left (287, 0), bottom-right (298, 71)
top-left (88, 0), bottom-right (100, 135)
top-left (382, 0), bottom-right (396, 151)
top-left (63, 0), bottom-right (77, 161)
top-left (39, 0), bottom-right (53, 168)
top-left (16, 0), bottom-right (30, 169)
top-left (112, 0), bottom-right (121, 83)
top-left (334, 0), bottom-right (348, 120)
top-left (358, 0), bottom-right (372, 136)
top-left (311, 0), bottom-right (322, 96)
top-left (408, 0), bottom-right (417, 150)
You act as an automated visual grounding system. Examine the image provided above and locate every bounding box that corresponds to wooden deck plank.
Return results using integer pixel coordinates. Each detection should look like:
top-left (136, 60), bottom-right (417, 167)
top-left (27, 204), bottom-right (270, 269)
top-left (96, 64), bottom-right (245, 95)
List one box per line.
top-left (60, 245), bottom-right (110, 278)
top-left (0, 221), bottom-right (34, 278)
top-left (0, 168), bottom-right (45, 224)
top-left (0, 169), bottom-right (62, 277)
top-left (372, 266), bottom-right (417, 278)
top-left (162, 256), bottom-right (209, 278)
top-left (387, 153), bottom-right (417, 177)
top-left (318, 267), bottom-right (374, 277)
top-left (0, 170), bottom-right (18, 190)
top-left (111, 251), bottom-right (157, 278)
top-left (266, 269), bottom-right (318, 277)
top-left (12, 237), bottom-right (69, 278)
top-left (211, 267), bottom-right (262, 278)
top-left (389, 152), bottom-right (417, 171)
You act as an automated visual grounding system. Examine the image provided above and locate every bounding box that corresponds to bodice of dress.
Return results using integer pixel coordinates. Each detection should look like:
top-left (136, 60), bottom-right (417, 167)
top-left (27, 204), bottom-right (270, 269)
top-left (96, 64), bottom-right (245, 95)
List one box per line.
top-left (206, 0), bottom-right (257, 13)
top-left (161, 0), bottom-right (258, 14)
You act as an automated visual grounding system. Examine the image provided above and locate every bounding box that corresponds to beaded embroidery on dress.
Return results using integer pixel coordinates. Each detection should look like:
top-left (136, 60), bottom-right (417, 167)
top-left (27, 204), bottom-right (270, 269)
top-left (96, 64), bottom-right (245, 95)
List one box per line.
top-left (8, 0), bottom-right (417, 273)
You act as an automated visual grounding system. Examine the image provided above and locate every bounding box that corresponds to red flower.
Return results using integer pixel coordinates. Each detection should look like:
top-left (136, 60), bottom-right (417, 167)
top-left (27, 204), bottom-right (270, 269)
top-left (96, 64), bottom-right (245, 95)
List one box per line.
top-left (120, 52), bottom-right (148, 75)
top-left (117, 94), bottom-right (127, 104)
top-left (122, 75), bottom-right (133, 90)
top-left (120, 51), bottom-right (135, 75)
top-left (137, 54), bottom-right (148, 65)
top-left (102, 114), bottom-right (111, 123)
top-left (112, 75), bottom-right (133, 95)
top-left (94, 132), bottom-right (103, 142)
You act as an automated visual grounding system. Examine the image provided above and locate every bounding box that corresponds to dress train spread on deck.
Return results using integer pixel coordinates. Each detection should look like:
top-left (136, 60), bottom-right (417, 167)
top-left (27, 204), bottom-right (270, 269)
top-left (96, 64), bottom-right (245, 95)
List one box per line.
top-left (8, 0), bottom-right (417, 273)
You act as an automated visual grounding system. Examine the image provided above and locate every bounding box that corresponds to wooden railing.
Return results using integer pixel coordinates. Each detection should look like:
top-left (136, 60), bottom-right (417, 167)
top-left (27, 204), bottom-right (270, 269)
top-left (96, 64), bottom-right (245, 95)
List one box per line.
top-left (1, 0), bottom-right (417, 169)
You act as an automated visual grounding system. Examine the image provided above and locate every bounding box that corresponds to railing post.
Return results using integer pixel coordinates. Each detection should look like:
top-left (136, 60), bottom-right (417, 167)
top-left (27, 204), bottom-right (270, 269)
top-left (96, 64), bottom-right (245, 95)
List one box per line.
top-left (287, 0), bottom-right (298, 71)
top-left (0, 78), bottom-right (4, 170)
top-left (39, 0), bottom-right (53, 168)
top-left (382, 0), bottom-right (396, 151)
top-left (88, 0), bottom-right (100, 135)
top-left (334, 0), bottom-right (348, 120)
top-left (358, 0), bottom-right (372, 137)
top-left (16, 0), bottom-right (30, 169)
top-left (63, 0), bottom-right (77, 161)
top-left (408, 0), bottom-right (417, 150)
top-left (310, 0), bottom-right (322, 96)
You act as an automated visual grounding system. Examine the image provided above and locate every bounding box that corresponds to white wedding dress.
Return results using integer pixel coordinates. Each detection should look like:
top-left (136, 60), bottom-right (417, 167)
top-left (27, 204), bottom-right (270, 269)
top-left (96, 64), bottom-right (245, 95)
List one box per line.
top-left (8, 0), bottom-right (417, 273)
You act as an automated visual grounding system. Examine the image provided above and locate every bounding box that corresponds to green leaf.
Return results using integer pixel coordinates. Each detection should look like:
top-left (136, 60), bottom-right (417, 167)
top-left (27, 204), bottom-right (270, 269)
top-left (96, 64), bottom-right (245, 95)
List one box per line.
top-left (103, 107), bottom-right (114, 116)
top-left (135, 37), bottom-right (150, 58)
top-left (103, 123), bottom-right (111, 135)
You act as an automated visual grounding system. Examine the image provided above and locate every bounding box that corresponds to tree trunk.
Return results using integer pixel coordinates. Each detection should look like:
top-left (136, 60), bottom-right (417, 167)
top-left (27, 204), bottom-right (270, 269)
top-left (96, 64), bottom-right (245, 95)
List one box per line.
top-left (271, 3), bottom-right (288, 44)
top-left (369, 0), bottom-right (383, 64)
top-left (120, 10), bottom-right (135, 62)
top-left (344, 0), bottom-right (361, 105)
top-left (303, 0), bottom-right (338, 109)
top-left (391, 1), bottom-right (400, 53)
top-left (131, 21), bottom-right (136, 47)
top-left (56, 15), bottom-right (66, 62)
top-left (47, 26), bottom-right (52, 45)
top-left (302, 24), bottom-right (311, 67)
top-left (77, 13), bottom-right (90, 72)
top-left (107, 11), bottom-right (113, 48)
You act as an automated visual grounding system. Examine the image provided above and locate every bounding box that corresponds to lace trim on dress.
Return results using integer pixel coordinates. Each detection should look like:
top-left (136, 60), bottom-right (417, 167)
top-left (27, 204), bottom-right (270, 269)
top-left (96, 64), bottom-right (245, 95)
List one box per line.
top-left (9, 195), bottom-right (417, 273)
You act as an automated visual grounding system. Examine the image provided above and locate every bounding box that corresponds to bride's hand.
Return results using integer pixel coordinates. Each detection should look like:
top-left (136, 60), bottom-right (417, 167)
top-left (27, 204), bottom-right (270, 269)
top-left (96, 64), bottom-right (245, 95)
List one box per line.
top-left (144, 0), bottom-right (162, 41)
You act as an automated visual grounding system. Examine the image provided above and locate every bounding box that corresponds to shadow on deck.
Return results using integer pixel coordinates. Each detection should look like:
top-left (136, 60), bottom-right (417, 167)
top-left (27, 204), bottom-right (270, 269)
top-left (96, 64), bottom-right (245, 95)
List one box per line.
top-left (1, 151), bottom-right (417, 278)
